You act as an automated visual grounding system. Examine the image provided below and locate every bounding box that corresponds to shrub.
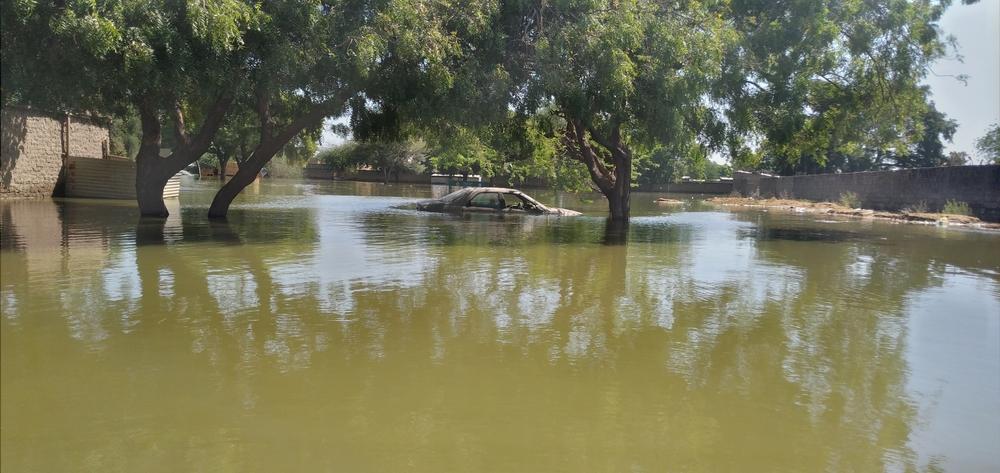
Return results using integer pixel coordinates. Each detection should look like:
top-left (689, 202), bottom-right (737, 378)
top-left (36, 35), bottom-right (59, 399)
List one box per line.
top-left (903, 200), bottom-right (928, 213)
top-left (839, 191), bottom-right (861, 209)
top-left (941, 200), bottom-right (971, 216)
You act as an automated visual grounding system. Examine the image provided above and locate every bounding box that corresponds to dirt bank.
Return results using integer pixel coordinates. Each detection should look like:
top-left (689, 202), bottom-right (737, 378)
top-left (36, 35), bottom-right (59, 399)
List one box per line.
top-left (707, 196), bottom-right (1000, 230)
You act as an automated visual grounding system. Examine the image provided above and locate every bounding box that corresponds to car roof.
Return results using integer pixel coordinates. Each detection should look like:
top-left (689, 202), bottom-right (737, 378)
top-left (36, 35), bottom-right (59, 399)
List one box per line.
top-left (468, 187), bottom-right (523, 194)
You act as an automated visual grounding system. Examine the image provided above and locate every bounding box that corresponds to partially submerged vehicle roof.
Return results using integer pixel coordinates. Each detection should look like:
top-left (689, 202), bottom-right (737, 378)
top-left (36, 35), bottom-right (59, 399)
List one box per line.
top-left (439, 187), bottom-right (529, 202)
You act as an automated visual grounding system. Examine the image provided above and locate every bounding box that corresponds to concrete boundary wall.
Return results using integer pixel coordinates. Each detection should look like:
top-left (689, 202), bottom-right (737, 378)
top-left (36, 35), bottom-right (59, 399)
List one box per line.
top-left (638, 181), bottom-right (733, 194)
top-left (734, 166), bottom-right (1000, 221)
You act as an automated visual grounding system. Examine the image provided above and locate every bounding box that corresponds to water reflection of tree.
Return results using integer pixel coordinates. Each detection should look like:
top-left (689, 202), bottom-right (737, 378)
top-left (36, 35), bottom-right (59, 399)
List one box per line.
top-left (4, 203), bottom-right (998, 471)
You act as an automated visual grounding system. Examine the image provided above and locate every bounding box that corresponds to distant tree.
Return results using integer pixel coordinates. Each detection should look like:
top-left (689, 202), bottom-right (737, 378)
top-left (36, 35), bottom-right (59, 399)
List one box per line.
top-left (722, 0), bottom-right (965, 176)
top-left (318, 143), bottom-right (366, 172)
top-left (109, 112), bottom-right (141, 158)
top-left (205, 108), bottom-right (320, 180)
top-left (945, 151), bottom-right (970, 166)
top-left (318, 139), bottom-right (427, 183)
top-left (975, 124), bottom-right (1000, 164)
top-left (368, 140), bottom-right (428, 184)
top-left (889, 104), bottom-right (958, 169)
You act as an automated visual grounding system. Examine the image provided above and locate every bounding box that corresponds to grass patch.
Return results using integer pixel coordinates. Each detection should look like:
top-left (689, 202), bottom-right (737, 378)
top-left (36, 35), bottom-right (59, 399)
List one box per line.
top-left (839, 191), bottom-right (861, 209)
top-left (941, 200), bottom-right (971, 216)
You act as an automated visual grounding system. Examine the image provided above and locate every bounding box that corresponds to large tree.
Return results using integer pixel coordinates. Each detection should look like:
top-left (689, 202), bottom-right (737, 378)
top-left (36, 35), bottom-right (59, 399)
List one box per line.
top-left (721, 0), bottom-right (967, 176)
top-left (206, 0), bottom-right (493, 218)
top-left (2, 0), bottom-right (259, 216)
top-left (512, 1), bottom-right (730, 222)
top-left (975, 124), bottom-right (1000, 164)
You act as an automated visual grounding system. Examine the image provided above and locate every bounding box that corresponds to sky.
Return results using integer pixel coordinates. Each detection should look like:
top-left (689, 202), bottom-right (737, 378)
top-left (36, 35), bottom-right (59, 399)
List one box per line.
top-left (322, 1), bottom-right (1000, 162)
top-left (924, 0), bottom-right (1000, 163)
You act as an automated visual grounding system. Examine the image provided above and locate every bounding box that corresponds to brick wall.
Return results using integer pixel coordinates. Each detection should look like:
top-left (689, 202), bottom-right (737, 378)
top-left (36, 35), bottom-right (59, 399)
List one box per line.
top-left (734, 166), bottom-right (1000, 221)
top-left (1, 107), bottom-right (111, 198)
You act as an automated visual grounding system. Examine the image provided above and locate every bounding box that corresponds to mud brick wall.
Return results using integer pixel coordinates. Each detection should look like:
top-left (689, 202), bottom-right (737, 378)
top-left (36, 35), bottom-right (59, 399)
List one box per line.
top-left (734, 166), bottom-right (1000, 221)
top-left (1, 107), bottom-right (111, 197)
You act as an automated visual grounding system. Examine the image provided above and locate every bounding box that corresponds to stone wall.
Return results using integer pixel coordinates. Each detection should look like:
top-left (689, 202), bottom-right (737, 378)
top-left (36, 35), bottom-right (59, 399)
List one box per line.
top-left (303, 163), bottom-right (334, 180)
top-left (1, 107), bottom-right (111, 198)
top-left (734, 166), bottom-right (1000, 221)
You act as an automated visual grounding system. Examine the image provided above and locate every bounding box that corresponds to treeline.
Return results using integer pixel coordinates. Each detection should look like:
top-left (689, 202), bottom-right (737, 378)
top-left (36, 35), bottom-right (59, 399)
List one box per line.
top-left (2, 0), bottom-right (991, 221)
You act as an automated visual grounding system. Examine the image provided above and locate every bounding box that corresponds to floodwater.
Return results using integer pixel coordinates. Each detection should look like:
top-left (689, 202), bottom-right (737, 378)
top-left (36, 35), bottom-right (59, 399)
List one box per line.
top-left (2, 179), bottom-right (998, 472)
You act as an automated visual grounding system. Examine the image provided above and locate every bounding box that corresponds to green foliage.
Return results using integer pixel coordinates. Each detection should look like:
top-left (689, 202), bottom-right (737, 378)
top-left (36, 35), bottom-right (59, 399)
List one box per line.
top-left (319, 139), bottom-right (428, 181)
top-left (945, 151), bottom-right (970, 166)
top-left (975, 124), bottom-right (1000, 164)
top-left (3, 0), bottom-right (260, 113)
top-left (638, 146), bottom-right (733, 186)
top-left (265, 156), bottom-right (304, 179)
top-left (3, 0), bottom-right (975, 218)
top-left (941, 200), bottom-right (971, 216)
top-left (839, 191), bottom-right (861, 209)
top-left (318, 143), bottom-right (364, 172)
top-left (109, 111), bottom-right (141, 158)
top-left (721, 0), bottom-right (962, 175)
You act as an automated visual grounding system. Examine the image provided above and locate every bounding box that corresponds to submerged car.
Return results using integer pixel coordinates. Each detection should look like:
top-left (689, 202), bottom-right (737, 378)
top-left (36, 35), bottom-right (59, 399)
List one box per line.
top-left (413, 187), bottom-right (582, 216)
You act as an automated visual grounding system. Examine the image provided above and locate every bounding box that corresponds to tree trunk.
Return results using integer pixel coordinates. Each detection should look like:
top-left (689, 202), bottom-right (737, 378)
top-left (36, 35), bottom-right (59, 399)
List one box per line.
top-left (602, 217), bottom-right (628, 245)
top-left (218, 155), bottom-right (230, 181)
top-left (605, 186), bottom-right (629, 223)
top-left (605, 148), bottom-right (631, 223)
top-left (134, 93), bottom-right (233, 217)
top-left (208, 158), bottom-right (264, 219)
top-left (206, 95), bottom-right (343, 219)
top-left (563, 118), bottom-right (633, 223)
top-left (134, 148), bottom-right (176, 218)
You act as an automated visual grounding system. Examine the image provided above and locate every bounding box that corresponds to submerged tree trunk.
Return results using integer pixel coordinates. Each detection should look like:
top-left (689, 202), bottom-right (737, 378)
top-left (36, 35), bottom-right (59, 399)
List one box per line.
top-left (606, 148), bottom-right (631, 223)
top-left (134, 102), bottom-right (173, 218)
top-left (207, 96), bottom-right (341, 219)
top-left (208, 156), bottom-right (264, 218)
top-left (135, 154), bottom-right (174, 217)
top-left (134, 94), bottom-right (233, 217)
top-left (563, 117), bottom-right (632, 223)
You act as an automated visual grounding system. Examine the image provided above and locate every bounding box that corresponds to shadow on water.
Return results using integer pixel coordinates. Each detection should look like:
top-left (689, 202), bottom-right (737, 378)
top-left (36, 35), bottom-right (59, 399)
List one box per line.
top-left (601, 219), bottom-right (629, 245)
top-left (740, 226), bottom-right (865, 243)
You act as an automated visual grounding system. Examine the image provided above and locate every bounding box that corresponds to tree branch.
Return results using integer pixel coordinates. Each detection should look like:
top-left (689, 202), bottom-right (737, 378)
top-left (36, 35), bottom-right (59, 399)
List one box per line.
top-left (160, 92), bottom-right (235, 170)
top-left (567, 118), bottom-right (614, 193)
top-left (172, 101), bottom-right (190, 149)
top-left (249, 98), bottom-right (347, 166)
top-left (257, 92), bottom-right (273, 143)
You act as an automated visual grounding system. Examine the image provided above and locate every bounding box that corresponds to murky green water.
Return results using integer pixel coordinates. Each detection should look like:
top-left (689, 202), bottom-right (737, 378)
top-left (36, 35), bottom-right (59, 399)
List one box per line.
top-left (2, 179), bottom-right (998, 472)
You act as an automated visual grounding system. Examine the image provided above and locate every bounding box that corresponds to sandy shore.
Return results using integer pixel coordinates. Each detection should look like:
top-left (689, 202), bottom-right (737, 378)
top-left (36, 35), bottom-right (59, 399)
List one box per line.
top-left (706, 196), bottom-right (1000, 230)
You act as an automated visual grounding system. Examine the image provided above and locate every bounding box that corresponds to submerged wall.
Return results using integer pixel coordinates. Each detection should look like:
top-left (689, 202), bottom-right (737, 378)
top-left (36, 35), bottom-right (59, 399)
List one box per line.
top-left (734, 166), bottom-right (1000, 221)
top-left (1, 107), bottom-right (111, 198)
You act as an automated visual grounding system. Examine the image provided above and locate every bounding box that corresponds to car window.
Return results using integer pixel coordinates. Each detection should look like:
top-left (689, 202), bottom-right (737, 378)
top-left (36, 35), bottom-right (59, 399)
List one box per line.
top-left (468, 192), bottom-right (503, 209)
top-left (501, 193), bottom-right (533, 210)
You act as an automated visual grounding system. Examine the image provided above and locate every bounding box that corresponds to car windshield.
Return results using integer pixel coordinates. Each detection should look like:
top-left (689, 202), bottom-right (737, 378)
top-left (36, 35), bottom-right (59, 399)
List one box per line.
top-left (439, 188), bottom-right (473, 203)
top-left (501, 193), bottom-right (537, 211)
